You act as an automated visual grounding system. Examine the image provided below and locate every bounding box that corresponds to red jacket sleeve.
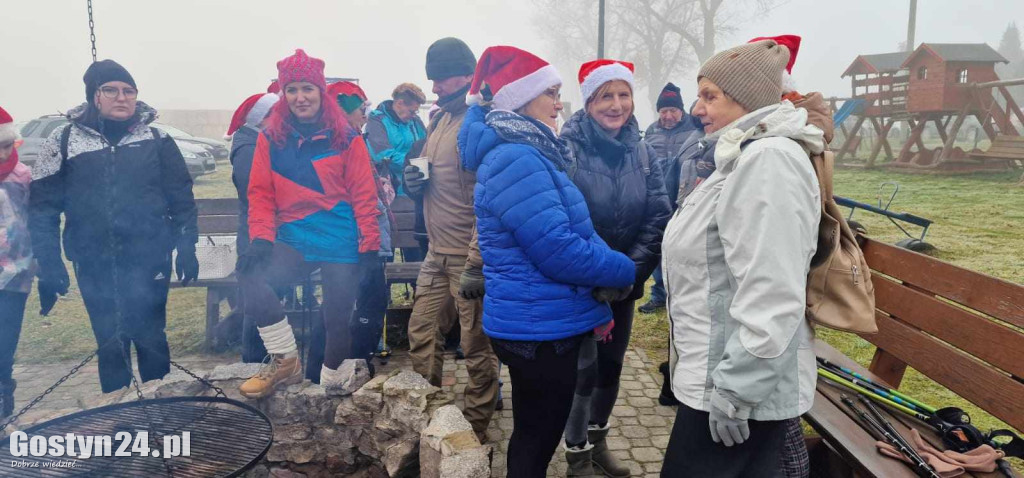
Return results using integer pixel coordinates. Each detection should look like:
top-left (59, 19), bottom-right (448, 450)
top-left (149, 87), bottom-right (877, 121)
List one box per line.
top-left (343, 137), bottom-right (382, 253)
top-left (247, 133), bottom-right (277, 243)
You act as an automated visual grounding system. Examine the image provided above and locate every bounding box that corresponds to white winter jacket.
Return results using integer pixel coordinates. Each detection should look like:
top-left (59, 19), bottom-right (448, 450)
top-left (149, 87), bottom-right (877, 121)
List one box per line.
top-left (663, 102), bottom-right (823, 421)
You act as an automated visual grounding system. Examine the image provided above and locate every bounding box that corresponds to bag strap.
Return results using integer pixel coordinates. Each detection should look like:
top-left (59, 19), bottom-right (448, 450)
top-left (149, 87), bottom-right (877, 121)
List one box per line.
top-left (810, 150), bottom-right (835, 205)
top-left (59, 124), bottom-right (72, 162)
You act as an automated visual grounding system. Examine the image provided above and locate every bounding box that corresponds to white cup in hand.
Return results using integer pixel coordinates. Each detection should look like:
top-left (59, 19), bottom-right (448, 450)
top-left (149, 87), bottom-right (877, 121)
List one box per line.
top-left (409, 157), bottom-right (430, 180)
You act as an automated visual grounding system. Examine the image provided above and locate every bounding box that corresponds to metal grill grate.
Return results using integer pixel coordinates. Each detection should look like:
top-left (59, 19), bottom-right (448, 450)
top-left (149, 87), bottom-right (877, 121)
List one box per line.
top-left (1, 397), bottom-right (272, 477)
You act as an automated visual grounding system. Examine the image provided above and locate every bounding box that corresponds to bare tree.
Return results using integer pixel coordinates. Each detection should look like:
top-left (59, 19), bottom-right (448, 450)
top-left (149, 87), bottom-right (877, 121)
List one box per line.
top-left (531, 0), bottom-right (778, 115)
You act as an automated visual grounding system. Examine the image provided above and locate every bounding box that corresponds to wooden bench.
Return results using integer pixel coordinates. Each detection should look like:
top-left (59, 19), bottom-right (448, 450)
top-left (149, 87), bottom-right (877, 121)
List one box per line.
top-left (970, 134), bottom-right (1024, 169)
top-left (169, 198), bottom-right (242, 351)
top-left (384, 196), bottom-right (424, 322)
top-left (805, 237), bottom-right (1024, 477)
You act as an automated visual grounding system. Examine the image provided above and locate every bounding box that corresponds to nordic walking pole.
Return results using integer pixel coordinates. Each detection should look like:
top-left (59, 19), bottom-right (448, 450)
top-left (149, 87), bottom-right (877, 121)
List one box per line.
top-left (818, 368), bottom-right (931, 421)
top-left (842, 395), bottom-right (939, 478)
top-left (817, 363), bottom-right (931, 414)
top-left (818, 357), bottom-right (936, 413)
top-left (860, 395), bottom-right (933, 470)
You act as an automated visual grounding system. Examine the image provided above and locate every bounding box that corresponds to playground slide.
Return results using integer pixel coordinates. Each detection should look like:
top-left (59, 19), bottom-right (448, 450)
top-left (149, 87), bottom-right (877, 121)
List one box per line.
top-left (833, 98), bottom-right (865, 126)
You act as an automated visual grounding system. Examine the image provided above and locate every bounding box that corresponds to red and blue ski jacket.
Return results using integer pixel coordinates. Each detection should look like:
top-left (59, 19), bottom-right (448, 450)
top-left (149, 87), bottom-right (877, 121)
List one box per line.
top-left (248, 127), bottom-right (380, 263)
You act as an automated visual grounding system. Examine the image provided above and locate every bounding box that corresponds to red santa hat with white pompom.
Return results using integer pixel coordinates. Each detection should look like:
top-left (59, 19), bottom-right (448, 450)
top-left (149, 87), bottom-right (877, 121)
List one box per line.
top-left (0, 106), bottom-right (17, 145)
top-left (466, 46), bottom-right (562, 111)
top-left (748, 34), bottom-right (801, 94)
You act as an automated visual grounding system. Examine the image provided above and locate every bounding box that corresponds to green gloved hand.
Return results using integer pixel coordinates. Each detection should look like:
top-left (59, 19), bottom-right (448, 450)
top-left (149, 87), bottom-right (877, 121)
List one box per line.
top-left (458, 265), bottom-right (485, 300)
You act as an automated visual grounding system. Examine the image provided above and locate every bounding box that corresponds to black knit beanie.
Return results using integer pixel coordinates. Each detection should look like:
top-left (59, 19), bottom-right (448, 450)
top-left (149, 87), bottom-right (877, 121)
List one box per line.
top-left (425, 38), bottom-right (477, 81)
top-left (656, 82), bottom-right (685, 111)
top-left (84, 60), bottom-right (136, 103)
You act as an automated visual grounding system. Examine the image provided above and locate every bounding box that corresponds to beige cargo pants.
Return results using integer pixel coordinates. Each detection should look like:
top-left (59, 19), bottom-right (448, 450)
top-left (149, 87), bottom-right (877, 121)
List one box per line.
top-left (407, 250), bottom-right (499, 436)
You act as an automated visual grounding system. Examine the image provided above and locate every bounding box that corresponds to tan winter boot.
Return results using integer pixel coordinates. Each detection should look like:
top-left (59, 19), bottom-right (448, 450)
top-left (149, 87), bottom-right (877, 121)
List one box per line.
top-left (565, 443), bottom-right (597, 477)
top-left (239, 354), bottom-right (302, 399)
top-left (589, 424), bottom-right (631, 477)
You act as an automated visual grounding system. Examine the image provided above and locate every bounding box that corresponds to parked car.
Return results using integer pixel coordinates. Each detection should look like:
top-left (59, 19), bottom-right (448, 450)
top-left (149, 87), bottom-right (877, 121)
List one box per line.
top-left (17, 115), bottom-right (216, 179)
top-left (151, 122), bottom-right (230, 160)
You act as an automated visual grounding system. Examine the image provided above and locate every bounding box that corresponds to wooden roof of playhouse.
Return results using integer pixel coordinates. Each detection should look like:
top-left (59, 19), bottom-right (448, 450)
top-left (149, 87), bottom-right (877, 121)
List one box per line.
top-left (842, 51), bottom-right (911, 77)
top-left (900, 43), bottom-right (1008, 68)
top-left (841, 44), bottom-right (1007, 78)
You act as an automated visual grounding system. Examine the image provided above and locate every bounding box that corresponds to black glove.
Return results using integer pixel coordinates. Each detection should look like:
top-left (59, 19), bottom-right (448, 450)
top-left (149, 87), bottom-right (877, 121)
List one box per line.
top-left (37, 255), bottom-right (70, 316)
top-left (235, 239), bottom-right (273, 275)
top-left (403, 163), bottom-right (428, 196)
top-left (592, 285), bottom-right (633, 303)
top-left (458, 265), bottom-right (485, 300)
top-left (175, 239), bottom-right (200, 286)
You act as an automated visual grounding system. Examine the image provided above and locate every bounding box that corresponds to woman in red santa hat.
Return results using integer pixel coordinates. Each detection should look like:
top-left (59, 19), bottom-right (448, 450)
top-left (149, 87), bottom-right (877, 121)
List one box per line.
top-left (0, 106), bottom-right (35, 419)
top-left (559, 59), bottom-right (673, 477)
top-left (459, 45), bottom-right (636, 477)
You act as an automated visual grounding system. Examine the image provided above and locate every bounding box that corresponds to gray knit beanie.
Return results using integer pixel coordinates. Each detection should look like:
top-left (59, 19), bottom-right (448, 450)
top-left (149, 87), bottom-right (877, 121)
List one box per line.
top-left (697, 40), bottom-right (790, 112)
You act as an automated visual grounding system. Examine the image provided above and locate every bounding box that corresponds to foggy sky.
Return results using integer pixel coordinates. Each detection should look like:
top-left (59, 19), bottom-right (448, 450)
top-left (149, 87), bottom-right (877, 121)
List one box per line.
top-left (2, 0), bottom-right (1023, 129)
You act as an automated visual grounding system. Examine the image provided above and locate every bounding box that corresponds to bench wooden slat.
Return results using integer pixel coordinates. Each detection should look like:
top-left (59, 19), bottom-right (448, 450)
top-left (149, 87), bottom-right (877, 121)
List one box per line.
top-left (971, 135), bottom-right (1024, 160)
top-left (872, 275), bottom-right (1024, 379)
top-left (392, 231), bottom-right (421, 249)
top-left (975, 146), bottom-right (1024, 155)
top-left (385, 262), bottom-right (422, 282)
top-left (197, 198), bottom-right (240, 215)
top-left (393, 211), bottom-right (416, 231)
top-left (990, 135), bottom-right (1024, 143)
top-left (862, 311), bottom-right (1024, 432)
top-left (977, 148), bottom-right (1024, 156)
top-left (862, 239), bottom-right (1024, 328)
top-left (390, 196), bottom-right (415, 214)
top-left (197, 215), bottom-right (241, 235)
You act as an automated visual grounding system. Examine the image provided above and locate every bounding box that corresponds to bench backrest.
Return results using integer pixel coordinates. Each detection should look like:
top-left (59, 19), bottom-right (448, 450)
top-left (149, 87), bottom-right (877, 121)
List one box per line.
top-left (390, 196), bottom-right (419, 249)
top-left (859, 238), bottom-right (1024, 432)
top-left (979, 134), bottom-right (1024, 159)
top-left (196, 198), bottom-right (240, 236)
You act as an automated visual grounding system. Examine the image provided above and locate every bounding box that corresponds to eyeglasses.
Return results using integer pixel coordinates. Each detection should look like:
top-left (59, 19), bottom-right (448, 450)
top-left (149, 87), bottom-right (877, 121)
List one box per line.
top-left (99, 86), bottom-right (138, 99)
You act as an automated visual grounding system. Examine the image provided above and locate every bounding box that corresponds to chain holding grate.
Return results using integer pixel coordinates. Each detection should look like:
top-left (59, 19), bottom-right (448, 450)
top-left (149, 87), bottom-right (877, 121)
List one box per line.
top-left (87, 0), bottom-right (97, 62)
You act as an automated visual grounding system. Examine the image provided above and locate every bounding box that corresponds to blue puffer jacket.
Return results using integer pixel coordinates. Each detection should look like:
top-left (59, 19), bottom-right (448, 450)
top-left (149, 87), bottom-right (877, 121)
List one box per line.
top-left (459, 105), bottom-right (635, 341)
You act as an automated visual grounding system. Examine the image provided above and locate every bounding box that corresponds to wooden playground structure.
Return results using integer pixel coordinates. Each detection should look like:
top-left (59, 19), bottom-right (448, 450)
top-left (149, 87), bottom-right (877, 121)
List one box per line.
top-left (833, 43), bottom-right (1024, 179)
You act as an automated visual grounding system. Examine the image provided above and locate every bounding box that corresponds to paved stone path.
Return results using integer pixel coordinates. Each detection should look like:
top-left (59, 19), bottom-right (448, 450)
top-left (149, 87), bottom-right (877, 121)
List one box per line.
top-left (8, 348), bottom-right (675, 477)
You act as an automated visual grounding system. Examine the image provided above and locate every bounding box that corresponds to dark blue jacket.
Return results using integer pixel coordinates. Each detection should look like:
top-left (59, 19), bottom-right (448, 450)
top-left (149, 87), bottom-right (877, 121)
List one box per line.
top-left (459, 105), bottom-right (635, 341)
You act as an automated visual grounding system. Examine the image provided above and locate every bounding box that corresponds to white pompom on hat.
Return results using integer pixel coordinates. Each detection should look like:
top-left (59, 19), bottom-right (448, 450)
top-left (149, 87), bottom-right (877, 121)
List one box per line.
top-left (466, 46), bottom-right (562, 112)
top-left (578, 59), bottom-right (635, 103)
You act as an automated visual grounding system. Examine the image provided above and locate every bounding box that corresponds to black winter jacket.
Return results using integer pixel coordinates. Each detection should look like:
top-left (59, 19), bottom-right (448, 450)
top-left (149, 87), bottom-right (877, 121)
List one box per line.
top-left (29, 102), bottom-right (198, 265)
top-left (229, 125), bottom-right (259, 253)
top-left (561, 109), bottom-right (672, 300)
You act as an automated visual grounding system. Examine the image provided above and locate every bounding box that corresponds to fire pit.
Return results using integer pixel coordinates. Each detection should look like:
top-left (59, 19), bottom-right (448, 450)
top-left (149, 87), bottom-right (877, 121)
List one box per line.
top-left (1, 396), bottom-right (272, 477)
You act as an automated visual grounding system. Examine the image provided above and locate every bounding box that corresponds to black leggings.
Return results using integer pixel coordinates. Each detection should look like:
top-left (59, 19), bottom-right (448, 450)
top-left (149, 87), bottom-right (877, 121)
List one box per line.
top-left (662, 404), bottom-right (786, 478)
top-left (494, 339), bottom-right (582, 478)
top-left (240, 242), bottom-right (359, 369)
top-left (0, 291), bottom-right (28, 384)
top-left (350, 256), bottom-right (387, 361)
top-left (565, 299), bottom-right (634, 444)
